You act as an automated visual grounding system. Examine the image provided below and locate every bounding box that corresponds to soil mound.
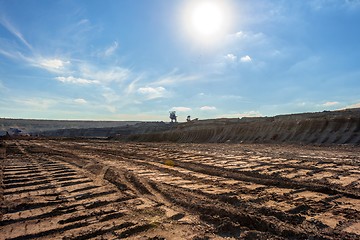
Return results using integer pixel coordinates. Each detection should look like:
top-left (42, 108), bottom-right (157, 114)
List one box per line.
top-left (127, 108), bottom-right (360, 145)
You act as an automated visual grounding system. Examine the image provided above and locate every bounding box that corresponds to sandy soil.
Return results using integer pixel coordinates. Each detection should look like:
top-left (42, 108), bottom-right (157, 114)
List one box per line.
top-left (1, 139), bottom-right (359, 239)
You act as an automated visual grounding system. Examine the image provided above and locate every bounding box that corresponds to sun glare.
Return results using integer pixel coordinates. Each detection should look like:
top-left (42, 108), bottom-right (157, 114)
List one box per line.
top-left (181, 0), bottom-right (232, 47)
top-left (191, 2), bottom-right (224, 37)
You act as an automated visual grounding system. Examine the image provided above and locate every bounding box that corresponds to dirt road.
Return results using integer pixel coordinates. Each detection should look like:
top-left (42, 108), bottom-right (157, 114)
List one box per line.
top-left (1, 140), bottom-right (359, 239)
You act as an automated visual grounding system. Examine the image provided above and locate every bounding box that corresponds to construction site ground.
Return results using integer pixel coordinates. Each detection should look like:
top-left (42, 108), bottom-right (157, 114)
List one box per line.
top-left (0, 139), bottom-right (359, 239)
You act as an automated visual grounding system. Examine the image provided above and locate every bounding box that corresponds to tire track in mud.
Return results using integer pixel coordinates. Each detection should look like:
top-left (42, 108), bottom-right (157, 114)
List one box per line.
top-left (33, 140), bottom-right (360, 239)
top-left (1, 141), bottom-right (207, 240)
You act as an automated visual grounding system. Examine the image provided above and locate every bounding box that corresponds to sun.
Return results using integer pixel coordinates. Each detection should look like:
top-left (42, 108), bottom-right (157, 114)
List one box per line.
top-left (190, 1), bottom-right (224, 37)
top-left (181, 0), bottom-right (232, 46)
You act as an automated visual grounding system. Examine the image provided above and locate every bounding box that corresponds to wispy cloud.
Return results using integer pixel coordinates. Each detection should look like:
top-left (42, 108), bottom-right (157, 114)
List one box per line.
top-left (200, 106), bottom-right (217, 111)
top-left (0, 48), bottom-right (22, 60)
top-left (80, 65), bottom-right (130, 83)
top-left (101, 87), bottom-right (121, 103)
top-left (171, 106), bottom-right (192, 112)
top-left (308, 0), bottom-right (360, 10)
top-left (137, 86), bottom-right (167, 100)
top-left (345, 0), bottom-right (360, 9)
top-left (15, 98), bottom-right (57, 110)
top-left (125, 77), bottom-right (141, 95)
top-left (77, 19), bottom-right (89, 26)
top-left (106, 105), bottom-right (117, 113)
top-left (0, 16), bottom-right (33, 50)
top-left (229, 31), bottom-right (267, 45)
top-left (322, 101), bottom-right (339, 107)
top-left (0, 46), bottom-right (70, 73)
top-left (344, 102), bottom-right (360, 109)
top-left (153, 69), bottom-right (201, 86)
top-left (220, 95), bottom-right (245, 100)
top-left (286, 56), bottom-right (321, 75)
top-left (0, 17), bottom-right (72, 74)
top-left (55, 76), bottom-right (99, 85)
top-left (104, 41), bottom-right (118, 57)
top-left (239, 111), bottom-right (262, 118)
top-left (0, 80), bottom-right (8, 92)
top-left (218, 111), bottom-right (262, 118)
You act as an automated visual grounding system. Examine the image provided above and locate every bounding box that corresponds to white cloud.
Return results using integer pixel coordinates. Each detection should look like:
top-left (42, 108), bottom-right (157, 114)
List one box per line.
top-left (55, 76), bottom-right (99, 85)
top-left (224, 53), bottom-right (237, 62)
top-left (200, 106), bottom-right (216, 111)
top-left (40, 58), bottom-right (69, 70)
top-left (323, 101), bottom-right (339, 107)
top-left (229, 31), bottom-right (266, 44)
top-left (171, 107), bottom-right (192, 112)
top-left (73, 98), bottom-right (87, 104)
top-left (104, 41), bottom-right (118, 56)
top-left (234, 31), bottom-right (246, 39)
top-left (240, 55), bottom-right (252, 62)
top-left (137, 86), bottom-right (167, 100)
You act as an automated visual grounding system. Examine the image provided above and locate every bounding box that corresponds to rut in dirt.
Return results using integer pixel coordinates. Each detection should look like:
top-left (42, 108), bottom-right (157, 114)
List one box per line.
top-left (24, 139), bottom-right (360, 239)
top-left (1, 140), bottom-right (359, 239)
top-left (1, 142), bottom-right (206, 240)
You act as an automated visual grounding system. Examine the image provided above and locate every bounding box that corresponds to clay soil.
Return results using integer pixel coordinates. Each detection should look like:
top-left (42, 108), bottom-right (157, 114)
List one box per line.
top-left (1, 139), bottom-right (359, 239)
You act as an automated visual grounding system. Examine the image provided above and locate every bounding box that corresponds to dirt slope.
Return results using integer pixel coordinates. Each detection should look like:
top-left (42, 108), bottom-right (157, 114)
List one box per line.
top-left (0, 118), bottom-right (139, 134)
top-left (128, 109), bottom-right (360, 145)
top-left (39, 122), bottom-right (173, 138)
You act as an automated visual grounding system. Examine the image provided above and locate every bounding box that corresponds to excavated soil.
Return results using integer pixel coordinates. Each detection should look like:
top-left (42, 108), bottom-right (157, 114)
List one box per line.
top-left (127, 109), bottom-right (360, 145)
top-left (1, 139), bottom-right (359, 239)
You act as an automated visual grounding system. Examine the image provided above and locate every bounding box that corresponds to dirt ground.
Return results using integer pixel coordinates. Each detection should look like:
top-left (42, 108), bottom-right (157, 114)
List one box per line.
top-left (0, 139), bottom-right (359, 239)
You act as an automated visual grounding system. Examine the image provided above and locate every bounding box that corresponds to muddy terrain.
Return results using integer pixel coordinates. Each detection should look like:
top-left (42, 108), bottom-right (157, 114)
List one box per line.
top-left (1, 139), bottom-right (359, 239)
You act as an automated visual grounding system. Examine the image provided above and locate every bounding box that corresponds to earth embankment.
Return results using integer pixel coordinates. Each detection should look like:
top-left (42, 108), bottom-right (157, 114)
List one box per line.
top-left (128, 109), bottom-right (360, 144)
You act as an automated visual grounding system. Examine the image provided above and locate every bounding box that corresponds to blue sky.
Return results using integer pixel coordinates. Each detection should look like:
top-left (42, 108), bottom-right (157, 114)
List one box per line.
top-left (1, 0), bottom-right (360, 121)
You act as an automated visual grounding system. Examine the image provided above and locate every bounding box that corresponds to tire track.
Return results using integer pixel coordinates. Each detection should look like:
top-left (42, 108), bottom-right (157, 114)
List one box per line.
top-left (1, 141), bottom-right (206, 240)
top-left (34, 139), bottom-right (360, 239)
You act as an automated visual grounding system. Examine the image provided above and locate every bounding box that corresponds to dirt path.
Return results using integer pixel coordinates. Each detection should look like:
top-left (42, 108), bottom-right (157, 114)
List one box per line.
top-left (1, 139), bottom-right (359, 239)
